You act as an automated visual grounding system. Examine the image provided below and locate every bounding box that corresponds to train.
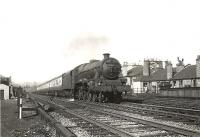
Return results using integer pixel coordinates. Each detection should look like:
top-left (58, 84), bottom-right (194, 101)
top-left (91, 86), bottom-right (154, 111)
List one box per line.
top-left (35, 53), bottom-right (130, 103)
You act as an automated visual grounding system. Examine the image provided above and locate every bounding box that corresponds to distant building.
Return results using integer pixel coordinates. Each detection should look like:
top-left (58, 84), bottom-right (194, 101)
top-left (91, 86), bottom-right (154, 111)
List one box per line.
top-left (126, 65), bottom-right (143, 94)
top-left (0, 75), bottom-right (11, 100)
top-left (121, 62), bottom-right (134, 77)
top-left (121, 62), bottom-right (143, 94)
top-left (125, 59), bottom-right (165, 94)
top-left (171, 55), bottom-right (200, 88)
top-left (124, 55), bottom-right (200, 94)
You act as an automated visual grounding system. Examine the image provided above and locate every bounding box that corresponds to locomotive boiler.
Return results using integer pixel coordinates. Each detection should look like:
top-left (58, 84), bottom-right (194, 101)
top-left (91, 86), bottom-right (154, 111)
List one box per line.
top-left (36, 53), bottom-right (130, 103)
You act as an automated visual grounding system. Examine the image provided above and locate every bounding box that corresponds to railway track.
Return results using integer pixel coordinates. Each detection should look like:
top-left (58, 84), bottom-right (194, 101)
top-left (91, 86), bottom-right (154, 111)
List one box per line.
top-left (49, 110), bottom-right (121, 137)
top-left (52, 97), bottom-right (200, 125)
top-left (121, 102), bottom-right (200, 116)
top-left (99, 102), bottom-right (200, 125)
top-left (31, 94), bottom-right (200, 136)
top-left (61, 100), bottom-right (200, 134)
top-left (142, 98), bottom-right (200, 110)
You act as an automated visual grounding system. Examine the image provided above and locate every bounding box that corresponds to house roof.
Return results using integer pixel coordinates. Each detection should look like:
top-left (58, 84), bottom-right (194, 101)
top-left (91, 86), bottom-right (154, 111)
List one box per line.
top-left (138, 68), bottom-right (167, 82)
top-left (150, 69), bottom-right (167, 81)
top-left (127, 63), bottom-right (198, 82)
top-left (172, 65), bottom-right (196, 80)
top-left (139, 75), bottom-right (151, 82)
top-left (127, 65), bottom-right (143, 77)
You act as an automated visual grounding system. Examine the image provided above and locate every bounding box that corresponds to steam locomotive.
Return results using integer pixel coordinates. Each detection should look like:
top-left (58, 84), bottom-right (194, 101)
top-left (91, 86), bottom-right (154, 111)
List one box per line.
top-left (35, 53), bottom-right (130, 103)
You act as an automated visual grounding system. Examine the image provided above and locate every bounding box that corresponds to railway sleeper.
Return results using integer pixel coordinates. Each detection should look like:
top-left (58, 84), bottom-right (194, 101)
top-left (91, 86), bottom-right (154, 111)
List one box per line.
top-left (117, 125), bottom-right (152, 129)
top-left (139, 132), bottom-right (175, 137)
top-left (173, 115), bottom-right (199, 123)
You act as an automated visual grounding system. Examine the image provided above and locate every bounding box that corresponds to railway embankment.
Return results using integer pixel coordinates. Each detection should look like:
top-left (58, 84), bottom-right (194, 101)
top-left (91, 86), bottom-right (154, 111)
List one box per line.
top-left (1, 98), bottom-right (54, 137)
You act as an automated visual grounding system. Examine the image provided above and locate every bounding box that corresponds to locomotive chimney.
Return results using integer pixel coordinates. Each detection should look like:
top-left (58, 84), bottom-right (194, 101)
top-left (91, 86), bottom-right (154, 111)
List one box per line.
top-left (103, 53), bottom-right (110, 59)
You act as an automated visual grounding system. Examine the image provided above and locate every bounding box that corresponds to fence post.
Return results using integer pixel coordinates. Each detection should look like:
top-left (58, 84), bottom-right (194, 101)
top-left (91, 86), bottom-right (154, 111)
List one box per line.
top-left (18, 97), bottom-right (22, 119)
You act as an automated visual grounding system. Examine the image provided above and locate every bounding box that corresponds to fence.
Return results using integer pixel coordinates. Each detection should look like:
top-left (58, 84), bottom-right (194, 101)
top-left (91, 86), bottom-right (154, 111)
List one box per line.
top-left (160, 87), bottom-right (200, 98)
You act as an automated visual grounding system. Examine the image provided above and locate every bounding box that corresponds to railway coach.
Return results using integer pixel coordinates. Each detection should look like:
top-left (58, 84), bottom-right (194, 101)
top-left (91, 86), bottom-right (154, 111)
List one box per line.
top-left (36, 74), bottom-right (71, 97)
top-left (36, 53), bottom-right (130, 103)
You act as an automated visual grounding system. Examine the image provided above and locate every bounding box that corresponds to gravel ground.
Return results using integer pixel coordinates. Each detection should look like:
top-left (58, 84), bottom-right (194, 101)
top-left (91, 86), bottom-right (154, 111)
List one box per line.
top-left (10, 124), bottom-right (56, 137)
top-left (49, 111), bottom-right (118, 137)
top-left (49, 112), bottom-right (93, 137)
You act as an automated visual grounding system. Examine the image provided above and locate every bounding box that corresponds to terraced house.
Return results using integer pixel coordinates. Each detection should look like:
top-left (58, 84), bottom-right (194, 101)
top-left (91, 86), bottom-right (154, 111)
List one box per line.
top-left (123, 55), bottom-right (200, 96)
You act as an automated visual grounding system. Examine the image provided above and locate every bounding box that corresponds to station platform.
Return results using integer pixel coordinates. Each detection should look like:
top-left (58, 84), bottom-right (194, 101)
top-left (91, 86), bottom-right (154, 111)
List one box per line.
top-left (0, 99), bottom-right (51, 137)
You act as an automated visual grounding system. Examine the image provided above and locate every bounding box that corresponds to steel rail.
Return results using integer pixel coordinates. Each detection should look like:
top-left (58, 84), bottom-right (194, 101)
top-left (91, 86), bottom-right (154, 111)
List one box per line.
top-left (77, 101), bottom-right (200, 123)
top-left (83, 104), bottom-right (200, 137)
top-left (32, 95), bottom-right (134, 137)
top-left (113, 104), bottom-right (200, 122)
top-left (65, 100), bottom-right (200, 137)
top-left (122, 102), bottom-right (200, 115)
top-left (32, 95), bottom-right (200, 137)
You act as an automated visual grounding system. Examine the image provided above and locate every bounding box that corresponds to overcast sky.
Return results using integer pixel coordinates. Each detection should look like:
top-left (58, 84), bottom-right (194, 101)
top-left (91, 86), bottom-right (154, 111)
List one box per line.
top-left (0, 0), bottom-right (200, 83)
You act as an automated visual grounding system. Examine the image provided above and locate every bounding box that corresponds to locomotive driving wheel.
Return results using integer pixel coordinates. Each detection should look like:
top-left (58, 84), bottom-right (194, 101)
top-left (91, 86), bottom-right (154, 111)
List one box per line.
top-left (114, 92), bottom-right (122, 104)
top-left (101, 93), bottom-right (106, 103)
top-left (98, 92), bottom-right (103, 102)
top-left (103, 93), bottom-right (109, 103)
top-left (87, 92), bottom-right (92, 102)
top-left (78, 89), bottom-right (82, 100)
top-left (92, 93), bottom-right (97, 102)
top-left (85, 91), bottom-right (89, 101)
top-left (83, 91), bottom-right (86, 101)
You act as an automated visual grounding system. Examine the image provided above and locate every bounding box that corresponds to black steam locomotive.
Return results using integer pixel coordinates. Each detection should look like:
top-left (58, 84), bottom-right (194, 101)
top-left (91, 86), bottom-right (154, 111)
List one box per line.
top-left (35, 53), bottom-right (130, 103)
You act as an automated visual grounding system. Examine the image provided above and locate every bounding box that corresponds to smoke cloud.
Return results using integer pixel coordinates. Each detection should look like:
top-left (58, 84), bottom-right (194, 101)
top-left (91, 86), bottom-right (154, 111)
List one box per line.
top-left (62, 34), bottom-right (111, 71)
top-left (64, 34), bottom-right (109, 62)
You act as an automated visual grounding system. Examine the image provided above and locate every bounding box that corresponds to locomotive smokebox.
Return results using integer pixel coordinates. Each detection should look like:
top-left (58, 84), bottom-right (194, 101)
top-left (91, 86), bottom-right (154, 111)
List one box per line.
top-left (103, 53), bottom-right (110, 59)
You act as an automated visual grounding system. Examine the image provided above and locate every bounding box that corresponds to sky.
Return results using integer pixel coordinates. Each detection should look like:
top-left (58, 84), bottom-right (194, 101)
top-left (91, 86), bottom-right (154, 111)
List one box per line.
top-left (0, 0), bottom-right (200, 83)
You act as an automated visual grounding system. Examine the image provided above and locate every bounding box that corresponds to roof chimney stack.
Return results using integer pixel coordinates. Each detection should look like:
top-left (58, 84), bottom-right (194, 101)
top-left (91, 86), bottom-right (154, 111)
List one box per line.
top-left (165, 61), bottom-right (173, 79)
top-left (196, 55), bottom-right (200, 78)
top-left (196, 55), bottom-right (200, 87)
top-left (143, 60), bottom-right (150, 76)
top-left (176, 57), bottom-right (185, 72)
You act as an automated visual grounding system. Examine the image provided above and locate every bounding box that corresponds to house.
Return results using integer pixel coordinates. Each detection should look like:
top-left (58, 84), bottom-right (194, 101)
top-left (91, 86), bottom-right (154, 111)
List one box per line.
top-left (0, 75), bottom-right (11, 100)
top-left (171, 55), bottom-right (200, 88)
top-left (142, 55), bottom-right (200, 93)
top-left (126, 59), bottom-right (166, 94)
top-left (126, 65), bottom-right (143, 94)
top-left (138, 59), bottom-right (166, 93)
top-left (122, 55), bottom-right (200, 94)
